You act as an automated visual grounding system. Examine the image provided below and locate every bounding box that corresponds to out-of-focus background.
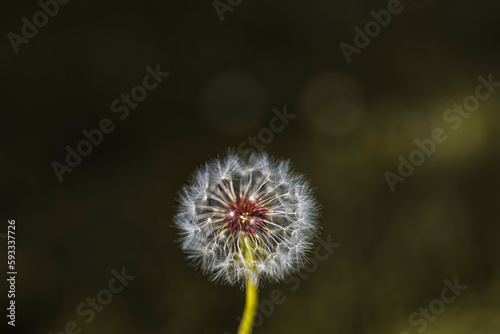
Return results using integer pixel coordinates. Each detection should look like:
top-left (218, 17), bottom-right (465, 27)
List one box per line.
top-left (1, 0), bottom-right (500, 333)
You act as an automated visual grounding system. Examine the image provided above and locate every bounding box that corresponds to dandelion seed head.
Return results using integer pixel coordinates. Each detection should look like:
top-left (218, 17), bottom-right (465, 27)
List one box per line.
top-left (174, 150), bottom-right (320, 287)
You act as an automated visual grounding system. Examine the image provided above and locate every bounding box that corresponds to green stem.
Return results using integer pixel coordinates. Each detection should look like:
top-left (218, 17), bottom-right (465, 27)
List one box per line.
top-left (237, 238), bottom-right (258, 334)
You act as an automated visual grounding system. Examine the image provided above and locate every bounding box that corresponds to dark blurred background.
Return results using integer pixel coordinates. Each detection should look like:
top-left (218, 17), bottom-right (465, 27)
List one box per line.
top-left (1, 0), bottom-right (500, 333)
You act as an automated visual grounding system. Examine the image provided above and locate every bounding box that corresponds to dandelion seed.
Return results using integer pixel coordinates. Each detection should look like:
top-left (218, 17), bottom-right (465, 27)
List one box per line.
top-left (174, 149), bottom-right (320, 334)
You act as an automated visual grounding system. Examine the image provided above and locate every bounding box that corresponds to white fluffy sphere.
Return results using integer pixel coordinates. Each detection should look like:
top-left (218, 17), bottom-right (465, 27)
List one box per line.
top-left (174, 150), bottom-right (320, 287)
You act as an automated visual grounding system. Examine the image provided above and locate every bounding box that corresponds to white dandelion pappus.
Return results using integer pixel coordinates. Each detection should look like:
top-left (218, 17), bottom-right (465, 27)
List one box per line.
top-left (174, 150), bottom-right (319, 287)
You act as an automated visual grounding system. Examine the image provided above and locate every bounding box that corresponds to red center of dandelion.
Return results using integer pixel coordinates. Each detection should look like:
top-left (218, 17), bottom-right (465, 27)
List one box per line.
top-left (223, 197), bottom-right (268, 236)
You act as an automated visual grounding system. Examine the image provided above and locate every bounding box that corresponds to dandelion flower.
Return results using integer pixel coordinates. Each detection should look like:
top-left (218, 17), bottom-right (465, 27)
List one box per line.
top-left (174, 150), bottom-right (319, 334)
